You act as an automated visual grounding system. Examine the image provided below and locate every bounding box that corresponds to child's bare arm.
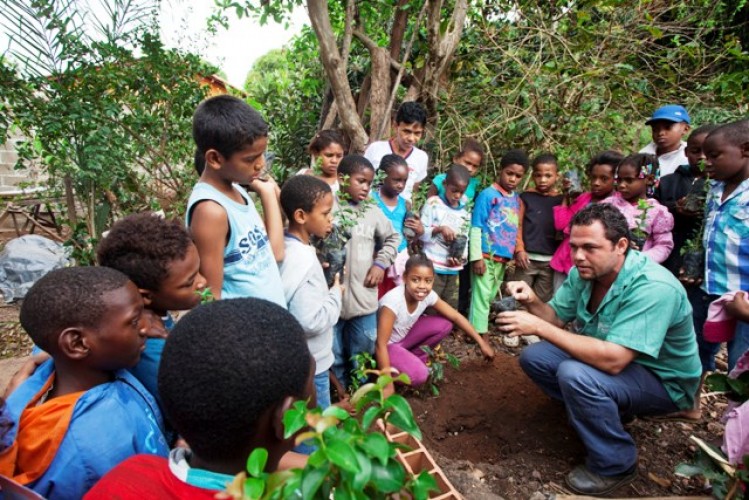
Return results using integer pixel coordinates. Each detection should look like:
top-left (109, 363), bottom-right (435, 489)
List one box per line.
top-left (376, 307), bottom-right (397, 397)
top-left (250, 177), bottom-right (285, 263)
top-left (515, 199), bottom-right (530, 269)
top-left (726, 293), bottom-right (749, 323)
top-left (432, 299), bottom-right (494, 360)
top-left (189, 201), bottom-right (228, 300)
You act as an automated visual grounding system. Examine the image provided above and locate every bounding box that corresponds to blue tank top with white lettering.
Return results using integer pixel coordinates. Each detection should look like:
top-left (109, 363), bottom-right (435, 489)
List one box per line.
top-left (186, 182), bottom-right (286, 307)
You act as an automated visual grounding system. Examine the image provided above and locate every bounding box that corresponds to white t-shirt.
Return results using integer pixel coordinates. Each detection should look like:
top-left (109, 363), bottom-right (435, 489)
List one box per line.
top-left (364, 140), bottom-right (429, 200)
top-left (379, 285), bottom-right (439, 344)
top-left (639, 141), bottom-right (688, 177)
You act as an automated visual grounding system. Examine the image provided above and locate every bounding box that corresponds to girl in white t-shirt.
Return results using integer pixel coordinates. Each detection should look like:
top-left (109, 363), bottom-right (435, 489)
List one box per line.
top-left (376, 255), bottom-right (495, 396)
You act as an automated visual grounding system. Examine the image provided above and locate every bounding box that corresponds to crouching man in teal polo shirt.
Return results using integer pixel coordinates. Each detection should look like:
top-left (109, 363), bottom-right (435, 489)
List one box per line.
top-left (497, 203), bottom-right (701, 496)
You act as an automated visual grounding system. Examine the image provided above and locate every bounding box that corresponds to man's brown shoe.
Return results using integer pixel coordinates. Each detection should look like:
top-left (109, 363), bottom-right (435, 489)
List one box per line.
top-left (565, 465), bottom-right (637, 496)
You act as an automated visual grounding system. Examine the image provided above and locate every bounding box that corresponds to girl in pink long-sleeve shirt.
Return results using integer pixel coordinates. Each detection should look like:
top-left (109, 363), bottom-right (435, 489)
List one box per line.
top-left (550, 151), bottom-right (622, 288)
top-left (604, 153), bottom-right (674, 263)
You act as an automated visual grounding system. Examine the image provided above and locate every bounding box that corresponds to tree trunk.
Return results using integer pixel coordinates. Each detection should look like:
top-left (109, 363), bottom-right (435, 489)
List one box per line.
top-left (307, 0), bottom-right (368, 152)
top-left (420, 0), bottom-right (469, 118)
top-left (368, 46), bottom-right (392, 140)
top-left (388, 0), bottom-right (410, 61)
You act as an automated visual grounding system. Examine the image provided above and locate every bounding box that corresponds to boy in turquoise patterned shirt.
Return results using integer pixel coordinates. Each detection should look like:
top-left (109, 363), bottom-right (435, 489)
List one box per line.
top-left (469, 149), bottom-right (528, 334)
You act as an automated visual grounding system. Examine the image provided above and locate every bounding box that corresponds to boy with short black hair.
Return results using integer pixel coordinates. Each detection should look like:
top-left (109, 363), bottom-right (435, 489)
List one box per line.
top-left (686, 119), bottom-right (749, 372)
top-left (0, 267), bottom-right (169, 499)
top-left (279, 175), bottom-right (343, 409)
top-left (333, 155), bottom-right (400, 388)
top-left (655, 124), bottom-right (718, 275)
top-left (640, 104), bottom-right (691, 177)
top-left (97, 212), bottom-right (207, 403)
top-left (514, 153), bottom-right (564, 307)
top-left (187, 95), bottom-right (285, 305)
top-left (364, 101), bottom-right (429, 202)
top-left (85, 298), bottom-right (313, 498)
top-left (420, 164), bottom-right (472, 309)
top-left (469, 149), bottom-right (528, 340)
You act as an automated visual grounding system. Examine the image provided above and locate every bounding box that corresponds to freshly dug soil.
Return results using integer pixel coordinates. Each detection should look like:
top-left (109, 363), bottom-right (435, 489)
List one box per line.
top-left (407, 332), bottom-right (725, 498)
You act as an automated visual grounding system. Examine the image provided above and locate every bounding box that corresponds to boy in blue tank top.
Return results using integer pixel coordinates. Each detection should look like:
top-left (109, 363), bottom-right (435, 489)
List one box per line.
top-left (186, 95), bottom-right (286, 306)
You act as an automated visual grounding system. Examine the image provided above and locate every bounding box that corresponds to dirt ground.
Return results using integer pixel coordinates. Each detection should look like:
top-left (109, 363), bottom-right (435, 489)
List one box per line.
top-left (406, 331), bottom-right (724, 499)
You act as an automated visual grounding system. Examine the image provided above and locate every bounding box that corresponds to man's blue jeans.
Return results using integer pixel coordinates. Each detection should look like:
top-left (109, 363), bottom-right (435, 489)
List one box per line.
top-left (519, 341), bottom-right (678, 476)
top-left (332, 313), bottom-right (377, 389)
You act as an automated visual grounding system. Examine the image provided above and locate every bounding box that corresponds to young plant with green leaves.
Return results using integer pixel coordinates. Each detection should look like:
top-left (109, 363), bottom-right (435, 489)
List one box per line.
top-left (224, 371), bottom-right (439, 500)
top-left (420, 345), bottom-right (461, 397)
top-left (630, 199), bottom-right (652, 250)
top-left (349, 351), bottom-right (378, 393)
top-left (675, 372), bottom-right (749, 498)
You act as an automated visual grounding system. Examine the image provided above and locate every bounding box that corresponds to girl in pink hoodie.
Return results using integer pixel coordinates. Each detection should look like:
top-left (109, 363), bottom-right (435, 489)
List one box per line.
top-left (550, 151), bottom-right (622, 288)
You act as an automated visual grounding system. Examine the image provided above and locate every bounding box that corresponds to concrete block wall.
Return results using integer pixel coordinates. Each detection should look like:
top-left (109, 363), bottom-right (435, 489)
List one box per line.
top-left (0, 134), bottom-right (44, 194)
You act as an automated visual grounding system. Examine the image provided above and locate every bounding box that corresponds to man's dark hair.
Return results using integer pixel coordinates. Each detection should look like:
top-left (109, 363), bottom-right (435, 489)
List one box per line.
top-left (445, 163), bottom-right (471, 186)
top-left (192, 95), bottom-right (268, 159)
top-left (280, 175), bottom-right (332, 219)
top-left (532, 153), bottom-right (558, 170)
top-left (500, 149), bottom-right (529, 171)
top-left (395, 101), bottom-right (427, 127)
top-left (706, 119), bottom-right (749, 146)
top-left (20, 267), bottom-right (131, 352)
top-left (379, 154), bottom-right (408, 174)
top-left (338, 154), bottom-right (374, 177)
top-left (586, 150), bottom-right (624, 174)
top-left (689, 124), bottom-right (718, 141)
top-left (158, 299), bottom-right (311, 463)
top-left (570, 203), bottom-right (630, 248)
top-left (404, 254), bottom-right (434, 275)
top-left (97, 213), bottom-right (193, 291)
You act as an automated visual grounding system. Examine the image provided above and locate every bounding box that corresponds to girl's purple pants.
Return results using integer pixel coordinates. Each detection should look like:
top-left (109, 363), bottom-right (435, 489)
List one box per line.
top-left (387, 315), bottom-right (453, 386)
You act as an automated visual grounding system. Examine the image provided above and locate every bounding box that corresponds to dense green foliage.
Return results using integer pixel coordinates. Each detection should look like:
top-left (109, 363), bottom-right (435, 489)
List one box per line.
top-left (225, 371), bottom-right (439, 499)
top-left (240, 0), bottom-right (749, 184)
top-left (244, 31), bottom-right (326, 181)
top-left (0, 0), bottom-right (215, 262)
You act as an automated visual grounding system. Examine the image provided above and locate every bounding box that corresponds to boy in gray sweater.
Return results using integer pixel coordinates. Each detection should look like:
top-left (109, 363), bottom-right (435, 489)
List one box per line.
top-left (333, 155), bottom-right (400, 388)
top-left (279, 175), bottom-right (343, 409)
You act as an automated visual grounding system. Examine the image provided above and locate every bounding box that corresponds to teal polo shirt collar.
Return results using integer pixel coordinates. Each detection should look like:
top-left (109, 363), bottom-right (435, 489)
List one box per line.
top-left (577, 250), bottom-right (646, 318)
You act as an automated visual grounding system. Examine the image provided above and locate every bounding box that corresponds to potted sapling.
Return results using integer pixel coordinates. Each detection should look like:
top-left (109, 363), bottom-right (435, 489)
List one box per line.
top-left (683, 180), bottom-right (707, 213)
top-left (313, 174), bottom-right (372, 287)
top-left (681, 236), bottom-right (705, 283)
top-left (629, 199), bottom-right (651, 251)
top-left (682, 160), bottom-right (708, 213)
top-left (447, 200), bottom-right (472, 262)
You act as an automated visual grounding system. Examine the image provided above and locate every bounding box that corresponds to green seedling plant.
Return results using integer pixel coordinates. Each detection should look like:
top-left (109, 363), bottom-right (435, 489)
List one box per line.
top-left (675, 372), bottom-right (749, 498)
top-left (420, 345), bottom-right (461, 397)
top-left (630, 199), bottom-right (652, 250)
top-left (224, 370), bottom-right (439, 500)
top-left (349, 351), bottom-right (378, 393)
top-left (197, 287), bottom-right (216, 305)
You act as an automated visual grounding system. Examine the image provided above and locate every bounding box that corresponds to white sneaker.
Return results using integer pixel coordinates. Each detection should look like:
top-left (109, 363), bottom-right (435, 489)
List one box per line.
top-left (523, 335), bottom-right (541, 345)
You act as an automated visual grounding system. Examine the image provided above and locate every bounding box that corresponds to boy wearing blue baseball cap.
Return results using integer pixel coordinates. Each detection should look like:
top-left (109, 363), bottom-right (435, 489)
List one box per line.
top-left (639, 104), bottom-right (691, 177)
